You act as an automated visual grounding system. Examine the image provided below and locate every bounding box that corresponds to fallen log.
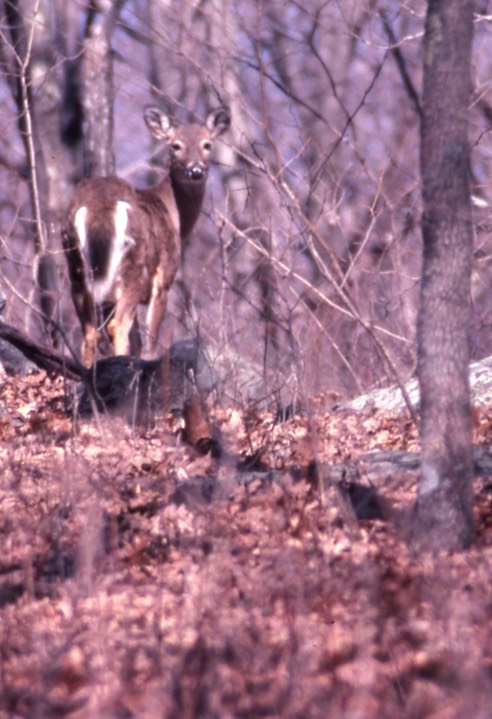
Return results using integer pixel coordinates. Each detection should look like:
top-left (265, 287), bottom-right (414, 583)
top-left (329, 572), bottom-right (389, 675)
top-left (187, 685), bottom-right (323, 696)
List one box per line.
top-left (0, 321), bottom-right (219, 452)
top-left (0, 321), bottom-right (82, 379)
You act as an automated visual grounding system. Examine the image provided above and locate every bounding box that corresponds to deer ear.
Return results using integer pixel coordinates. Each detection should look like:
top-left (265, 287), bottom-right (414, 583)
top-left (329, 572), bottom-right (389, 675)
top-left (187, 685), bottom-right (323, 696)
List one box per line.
top-left (206, 107), bottom-right (231, 137)
top-left (143, 106), bottom-right (174, 140)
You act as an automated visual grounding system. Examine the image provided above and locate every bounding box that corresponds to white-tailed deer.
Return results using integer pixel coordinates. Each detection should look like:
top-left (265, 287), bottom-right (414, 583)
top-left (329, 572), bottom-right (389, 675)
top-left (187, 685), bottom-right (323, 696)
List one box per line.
top-left (62, 105), bottom-right (230, 367)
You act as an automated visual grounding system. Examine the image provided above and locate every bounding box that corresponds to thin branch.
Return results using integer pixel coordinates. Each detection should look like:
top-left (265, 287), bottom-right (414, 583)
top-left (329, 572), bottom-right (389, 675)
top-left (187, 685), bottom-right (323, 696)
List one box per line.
top-left (311, 53), bottom-right (388, 191)
top-left (220, 214), bottom-right (419, 425)
top-left (0, 0), bottom-right (47, 254)
top-left (379, 8), bottom-right (422, 117)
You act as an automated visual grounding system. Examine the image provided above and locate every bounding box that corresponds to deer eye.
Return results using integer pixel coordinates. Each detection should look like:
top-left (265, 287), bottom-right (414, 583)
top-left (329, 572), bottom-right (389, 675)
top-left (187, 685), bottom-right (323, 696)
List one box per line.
top-left (171, 141), bottom-right (184, 153)
top-left (201, 140), bottom-right (212, 152)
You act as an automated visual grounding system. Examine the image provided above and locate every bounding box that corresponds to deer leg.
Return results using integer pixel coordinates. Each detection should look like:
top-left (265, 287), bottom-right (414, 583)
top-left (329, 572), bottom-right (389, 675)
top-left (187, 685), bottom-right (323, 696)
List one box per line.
top-left (110, 294), bottom-right (139, 357)
top-left (80, 303), bottom-right (98, 367)
top-left (62, 233), bottom-right (98, 367)
top-left (142, 275), bottom-right (168, 359)
top-left (71, 286), bottom-right (98, 367)
top-left (129, 316), bottom-right (142, 357)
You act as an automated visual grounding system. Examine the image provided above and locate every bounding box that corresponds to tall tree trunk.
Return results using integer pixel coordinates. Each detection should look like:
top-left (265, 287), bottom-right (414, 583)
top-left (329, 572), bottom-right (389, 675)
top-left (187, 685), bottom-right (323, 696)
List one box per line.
top-left (81, 1), bottom-right (117, 178)
top-left (413, 0), bottom-right (474, 552)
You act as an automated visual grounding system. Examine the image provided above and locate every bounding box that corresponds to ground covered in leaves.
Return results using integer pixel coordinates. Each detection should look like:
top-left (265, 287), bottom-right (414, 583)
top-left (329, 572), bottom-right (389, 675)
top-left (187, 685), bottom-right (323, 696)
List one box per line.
top-left (0, 370), bottom-right (491, 718)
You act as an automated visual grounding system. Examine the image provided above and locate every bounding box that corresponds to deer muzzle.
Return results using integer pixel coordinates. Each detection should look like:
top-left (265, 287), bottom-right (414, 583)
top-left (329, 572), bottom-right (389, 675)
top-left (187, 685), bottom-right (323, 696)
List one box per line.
top-left (186, 163), bottom-right (207, 181)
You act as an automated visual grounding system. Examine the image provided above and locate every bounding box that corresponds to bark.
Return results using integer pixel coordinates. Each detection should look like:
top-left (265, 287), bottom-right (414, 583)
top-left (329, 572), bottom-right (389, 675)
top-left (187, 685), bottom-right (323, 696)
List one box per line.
top-left (81, 1), bottom-right (117, 177)
top-left (413, 0), bottom-right (474, 551)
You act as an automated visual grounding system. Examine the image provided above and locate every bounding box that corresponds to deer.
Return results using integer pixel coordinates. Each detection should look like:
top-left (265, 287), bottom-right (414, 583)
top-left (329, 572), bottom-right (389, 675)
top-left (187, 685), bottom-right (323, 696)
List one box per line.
top-left (62, 105), bottom-right (231, 367)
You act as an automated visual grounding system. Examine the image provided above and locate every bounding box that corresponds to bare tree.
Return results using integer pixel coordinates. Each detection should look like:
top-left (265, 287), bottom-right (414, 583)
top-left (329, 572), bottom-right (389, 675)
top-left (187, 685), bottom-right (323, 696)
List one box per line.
top-left (413, 0), bottom-right (474, 552)
top-left (0, 0), bottom-right (69, 334)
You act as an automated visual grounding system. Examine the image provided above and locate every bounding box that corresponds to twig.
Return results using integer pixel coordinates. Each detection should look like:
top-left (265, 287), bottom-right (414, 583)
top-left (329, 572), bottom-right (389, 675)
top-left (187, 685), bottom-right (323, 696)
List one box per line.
top-left (220, 214), bottom-right (419, 426)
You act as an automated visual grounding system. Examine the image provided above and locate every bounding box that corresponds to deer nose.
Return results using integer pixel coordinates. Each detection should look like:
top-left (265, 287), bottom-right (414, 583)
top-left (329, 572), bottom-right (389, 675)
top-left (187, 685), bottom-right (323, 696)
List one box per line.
top-left (187, 163), bottom-right (206, 181)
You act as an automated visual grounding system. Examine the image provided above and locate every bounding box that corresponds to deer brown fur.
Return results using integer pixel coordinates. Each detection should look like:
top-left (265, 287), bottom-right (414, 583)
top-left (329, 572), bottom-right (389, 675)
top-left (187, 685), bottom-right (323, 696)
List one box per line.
top-left (62, 105), bottom-right (230, 367)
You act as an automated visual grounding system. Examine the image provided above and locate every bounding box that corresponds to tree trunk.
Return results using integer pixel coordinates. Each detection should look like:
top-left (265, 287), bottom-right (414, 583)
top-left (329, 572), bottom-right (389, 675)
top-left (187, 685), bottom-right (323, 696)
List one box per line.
top-left (413, 0), bottom-right (474, 551)
top-left (81, 2), bottom-right (117, 178)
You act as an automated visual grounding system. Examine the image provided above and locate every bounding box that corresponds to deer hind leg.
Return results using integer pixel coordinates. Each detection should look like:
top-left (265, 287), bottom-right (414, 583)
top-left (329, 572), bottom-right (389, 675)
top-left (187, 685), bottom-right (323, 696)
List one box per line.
top-left (74, 285), bottom-right (98, 367)
top-left (109, 291), bottom-right (140, 357)
top-left (106, 313), bottom-right (140, 357)
top-left (142, 271), bottom-right (169, 359)
top-left (62, 227), bottom-right (98, 367)
top-left (75, 287), bottom-right (99, 368)
top-left (106, 302), bottom-right (142, 357)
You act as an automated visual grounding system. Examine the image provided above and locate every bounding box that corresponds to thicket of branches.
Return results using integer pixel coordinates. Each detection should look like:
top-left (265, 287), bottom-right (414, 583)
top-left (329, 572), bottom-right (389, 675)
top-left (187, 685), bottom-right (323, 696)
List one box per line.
top-left (1, 0), bottom-right (492, 409)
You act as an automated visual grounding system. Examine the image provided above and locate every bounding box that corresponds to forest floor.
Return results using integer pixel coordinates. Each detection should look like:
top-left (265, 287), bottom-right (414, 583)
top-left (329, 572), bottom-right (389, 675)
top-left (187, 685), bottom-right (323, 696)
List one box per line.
top-left (0, 368), bottom-right (491, 719)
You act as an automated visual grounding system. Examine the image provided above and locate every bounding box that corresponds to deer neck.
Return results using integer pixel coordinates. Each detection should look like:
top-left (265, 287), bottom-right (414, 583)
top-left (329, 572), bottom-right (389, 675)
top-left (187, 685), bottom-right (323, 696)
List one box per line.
top-left (170, 175), bottom-right (206, 241)
top-left (150, 175), bottom-right (205, 242)
top-left (146, 177), bottom-right (179, 238)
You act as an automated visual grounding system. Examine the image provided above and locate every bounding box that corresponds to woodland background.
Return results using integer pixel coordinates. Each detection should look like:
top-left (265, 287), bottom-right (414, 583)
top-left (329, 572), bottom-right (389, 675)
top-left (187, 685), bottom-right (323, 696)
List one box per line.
top-left (0, 2), bottom-right (492, 718)
top-left (2, 0), bottom-right (492, 408)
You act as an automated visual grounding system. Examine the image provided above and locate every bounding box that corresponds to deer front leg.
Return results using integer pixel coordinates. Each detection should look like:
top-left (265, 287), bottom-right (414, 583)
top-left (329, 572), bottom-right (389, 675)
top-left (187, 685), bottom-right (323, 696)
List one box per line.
top-left (142, 272), bottom-right (169, 359)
